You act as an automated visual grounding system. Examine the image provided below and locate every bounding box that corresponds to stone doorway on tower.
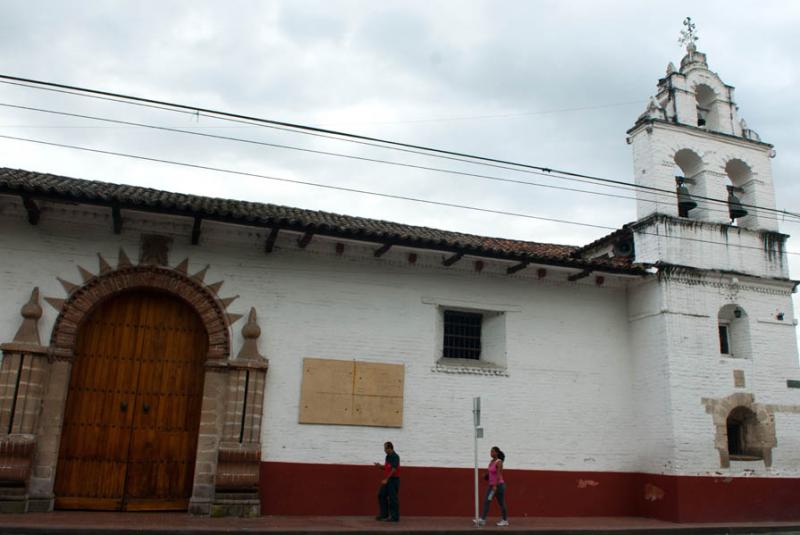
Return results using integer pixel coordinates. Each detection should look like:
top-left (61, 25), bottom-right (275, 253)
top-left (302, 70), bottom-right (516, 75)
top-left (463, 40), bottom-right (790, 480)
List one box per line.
top-left (703, 393), bottom-right (777, 469)
top-left (726, 406), bottom-right (762, 461)
top-left (674, 149), bottom-right (705, 219)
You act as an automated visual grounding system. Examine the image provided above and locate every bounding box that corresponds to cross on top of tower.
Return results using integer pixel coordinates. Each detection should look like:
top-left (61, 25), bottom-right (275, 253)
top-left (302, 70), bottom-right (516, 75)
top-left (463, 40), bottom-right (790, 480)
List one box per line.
top-left (678, 17), bottom-right (699, 52)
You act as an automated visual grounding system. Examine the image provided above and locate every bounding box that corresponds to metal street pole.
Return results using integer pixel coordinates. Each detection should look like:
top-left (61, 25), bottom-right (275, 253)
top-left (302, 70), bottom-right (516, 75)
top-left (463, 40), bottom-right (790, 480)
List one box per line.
top-left (472, 397), bottom-right (482, 524)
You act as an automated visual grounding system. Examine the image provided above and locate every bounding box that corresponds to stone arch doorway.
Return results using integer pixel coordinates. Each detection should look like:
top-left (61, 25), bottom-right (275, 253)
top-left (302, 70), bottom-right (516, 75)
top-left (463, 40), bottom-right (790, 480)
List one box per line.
top-left (54, 289), bottom-right (208, 511)
top-left (0, 250), bottom-right (267, 516)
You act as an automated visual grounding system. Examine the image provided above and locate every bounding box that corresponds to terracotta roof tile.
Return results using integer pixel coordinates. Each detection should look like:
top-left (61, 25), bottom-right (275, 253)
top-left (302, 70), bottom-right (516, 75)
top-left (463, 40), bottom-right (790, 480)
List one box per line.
top-left (0, 167), bottom-right (645, 275)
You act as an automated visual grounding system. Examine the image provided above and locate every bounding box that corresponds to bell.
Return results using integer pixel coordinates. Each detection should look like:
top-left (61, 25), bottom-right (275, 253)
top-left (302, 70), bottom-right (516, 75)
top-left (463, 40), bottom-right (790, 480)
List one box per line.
top-left (677, 183), bottom-right (697, 217)
top-left (728, 189), bottom-right (748, 221)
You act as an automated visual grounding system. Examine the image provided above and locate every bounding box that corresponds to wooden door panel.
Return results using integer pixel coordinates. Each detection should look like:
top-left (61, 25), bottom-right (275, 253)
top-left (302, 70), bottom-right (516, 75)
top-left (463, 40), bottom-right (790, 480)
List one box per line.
top-left (124, 292), bottom-right (207, 507)
top-left (55, 291), bottom-right (207, 511)
top-left (55, 294), bottom-right (142, 508)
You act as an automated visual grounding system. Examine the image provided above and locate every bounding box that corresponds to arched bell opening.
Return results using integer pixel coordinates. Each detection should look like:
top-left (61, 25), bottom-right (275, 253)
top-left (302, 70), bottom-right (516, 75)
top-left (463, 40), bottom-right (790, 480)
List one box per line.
top-left (725, 159), bottom-right (754, 227)
top-left (695, 83), bottom-right (722, 131)
top-left (674, 149), bottom-right (704, 219)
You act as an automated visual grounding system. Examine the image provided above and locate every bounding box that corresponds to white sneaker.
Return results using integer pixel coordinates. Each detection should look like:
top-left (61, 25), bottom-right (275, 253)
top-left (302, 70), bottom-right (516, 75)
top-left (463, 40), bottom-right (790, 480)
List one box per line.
top-left (496, 519), bottom-right (509, 526)
top-left (473, 518), bottom-right (485, 527)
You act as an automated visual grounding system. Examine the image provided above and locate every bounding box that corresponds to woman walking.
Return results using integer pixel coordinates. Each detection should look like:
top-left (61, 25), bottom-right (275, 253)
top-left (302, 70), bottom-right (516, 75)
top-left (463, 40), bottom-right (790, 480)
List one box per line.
top-left (477, 446), bottom-right (508, 527)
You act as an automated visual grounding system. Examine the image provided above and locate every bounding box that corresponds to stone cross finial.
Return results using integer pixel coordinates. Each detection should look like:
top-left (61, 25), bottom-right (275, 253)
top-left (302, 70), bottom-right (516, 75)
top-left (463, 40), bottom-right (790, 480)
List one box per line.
top-left (236, 307), bottom-right (266, 362)
top-left (678, 17), bottom-right (699, 51)
top-left (12, 287), bottom-right (43, 345)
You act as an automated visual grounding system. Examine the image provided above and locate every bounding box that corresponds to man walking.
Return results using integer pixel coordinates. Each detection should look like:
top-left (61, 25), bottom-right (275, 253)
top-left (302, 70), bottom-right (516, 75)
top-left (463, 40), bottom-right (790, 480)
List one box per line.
top-left (374, 441), bottom-right (400, 522)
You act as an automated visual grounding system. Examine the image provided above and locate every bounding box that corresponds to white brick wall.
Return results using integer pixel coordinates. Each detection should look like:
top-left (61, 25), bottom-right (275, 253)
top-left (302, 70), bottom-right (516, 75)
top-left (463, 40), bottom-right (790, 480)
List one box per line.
top-left (628, 274), bottom-right (800, 476)
top-left (632, 216), bottom-right (789, 279)
top-left (0, 198), bottom-right (639, 473)
top-left (1, 192), bottom-right (799, 480)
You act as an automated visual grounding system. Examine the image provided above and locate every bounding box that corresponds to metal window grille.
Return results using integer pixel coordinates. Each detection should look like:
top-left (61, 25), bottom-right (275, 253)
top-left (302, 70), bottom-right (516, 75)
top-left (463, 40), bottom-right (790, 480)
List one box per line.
top-left (443, 310), bottom-right (482, 360)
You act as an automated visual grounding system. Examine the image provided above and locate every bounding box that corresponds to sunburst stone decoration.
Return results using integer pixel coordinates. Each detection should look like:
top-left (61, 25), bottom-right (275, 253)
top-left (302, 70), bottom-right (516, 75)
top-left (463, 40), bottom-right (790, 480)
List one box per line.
top-left (44, 249), bottom-right (243, 360)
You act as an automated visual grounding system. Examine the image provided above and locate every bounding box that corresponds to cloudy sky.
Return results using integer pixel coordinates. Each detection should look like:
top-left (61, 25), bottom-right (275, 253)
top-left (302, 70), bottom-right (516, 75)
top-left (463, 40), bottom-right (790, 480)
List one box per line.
top-left (1, 1), bottom-right (799, 347)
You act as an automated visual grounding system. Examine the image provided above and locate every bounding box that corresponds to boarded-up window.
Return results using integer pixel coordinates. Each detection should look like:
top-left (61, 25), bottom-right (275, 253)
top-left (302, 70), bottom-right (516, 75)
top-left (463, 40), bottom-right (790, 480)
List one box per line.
top-left (299, 358), bottom-right (404, 427)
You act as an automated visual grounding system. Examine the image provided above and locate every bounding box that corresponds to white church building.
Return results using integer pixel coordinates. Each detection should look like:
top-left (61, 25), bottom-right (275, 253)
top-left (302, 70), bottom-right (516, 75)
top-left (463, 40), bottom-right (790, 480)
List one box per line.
top-left (0, 39), bottom-right (799, 522)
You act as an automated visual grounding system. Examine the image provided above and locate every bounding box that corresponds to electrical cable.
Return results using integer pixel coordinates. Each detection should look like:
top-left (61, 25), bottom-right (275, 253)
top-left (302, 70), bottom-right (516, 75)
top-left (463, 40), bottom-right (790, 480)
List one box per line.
top-left (0, 132), bottom-right (798, 258)
top-left (0, 101), bottom-right (795, 225)
top-left (308, 99), bottom-right (647, 126)
top-left (1, 74), bottom-right (796, 220)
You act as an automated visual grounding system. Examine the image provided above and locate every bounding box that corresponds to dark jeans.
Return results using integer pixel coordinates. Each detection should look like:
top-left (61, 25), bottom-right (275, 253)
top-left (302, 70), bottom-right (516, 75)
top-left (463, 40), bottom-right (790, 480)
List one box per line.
top-left (481, 483), bottom-right (507, 521)
top-left (378, 477), bottom-right (400, 520)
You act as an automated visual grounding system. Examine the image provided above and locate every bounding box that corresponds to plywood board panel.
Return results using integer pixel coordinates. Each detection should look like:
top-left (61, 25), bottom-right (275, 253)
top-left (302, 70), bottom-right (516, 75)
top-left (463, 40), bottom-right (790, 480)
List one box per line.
top-left (299, 358), bottom-right (404, 427)
top-left (301, 358), bottom-right (354, 395)
top-left (354, 361), bottom-right (404, 397)
top-left (352, 394), bottom-right (403, 427)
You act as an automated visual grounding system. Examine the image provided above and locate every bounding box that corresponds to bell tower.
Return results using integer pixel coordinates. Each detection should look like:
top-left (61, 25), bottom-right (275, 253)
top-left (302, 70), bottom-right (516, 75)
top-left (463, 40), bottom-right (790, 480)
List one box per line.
top-left (626, 19), bottom-right (787, 278)
top-left (624, 21), bottom-right (799, 493)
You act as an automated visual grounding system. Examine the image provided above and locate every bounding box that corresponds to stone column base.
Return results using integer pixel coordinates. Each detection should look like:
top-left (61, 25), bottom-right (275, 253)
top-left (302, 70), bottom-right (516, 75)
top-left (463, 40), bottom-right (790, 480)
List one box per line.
top-left (26, 496), bottom-right (53, 513)
top-left (188, 499), bottom-right (211, 516)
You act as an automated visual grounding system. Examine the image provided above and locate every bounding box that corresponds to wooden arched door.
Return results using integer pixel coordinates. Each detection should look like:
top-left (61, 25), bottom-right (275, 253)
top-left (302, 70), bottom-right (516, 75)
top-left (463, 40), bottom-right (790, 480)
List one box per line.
top-left (54, 290), bottom-right (208, 511)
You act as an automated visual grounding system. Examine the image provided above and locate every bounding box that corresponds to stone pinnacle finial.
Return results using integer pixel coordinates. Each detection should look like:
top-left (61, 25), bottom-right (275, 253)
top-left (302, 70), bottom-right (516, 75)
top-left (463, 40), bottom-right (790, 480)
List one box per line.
top-left (12, 287), bottom-right (43, 345)
top-left (236, 307), bottom-right (266, 362)
top-left (678, 17), bottom-right (699, 52)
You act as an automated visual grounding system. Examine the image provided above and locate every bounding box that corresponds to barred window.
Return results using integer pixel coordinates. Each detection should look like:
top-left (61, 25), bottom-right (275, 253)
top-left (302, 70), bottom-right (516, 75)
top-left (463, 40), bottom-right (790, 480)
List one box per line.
top-left (443, 310), bottom-right (482, 360)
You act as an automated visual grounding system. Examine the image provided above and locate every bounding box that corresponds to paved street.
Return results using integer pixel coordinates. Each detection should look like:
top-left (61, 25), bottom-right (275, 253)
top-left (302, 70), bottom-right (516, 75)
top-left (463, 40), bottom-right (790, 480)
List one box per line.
top-left (0, 513), bottom-right (799, 535)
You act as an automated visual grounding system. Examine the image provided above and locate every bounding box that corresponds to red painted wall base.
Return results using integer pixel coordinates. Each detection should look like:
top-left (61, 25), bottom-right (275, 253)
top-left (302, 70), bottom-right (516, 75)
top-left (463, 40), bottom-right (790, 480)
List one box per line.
top-left (260, 462), bottom-right (800, 522)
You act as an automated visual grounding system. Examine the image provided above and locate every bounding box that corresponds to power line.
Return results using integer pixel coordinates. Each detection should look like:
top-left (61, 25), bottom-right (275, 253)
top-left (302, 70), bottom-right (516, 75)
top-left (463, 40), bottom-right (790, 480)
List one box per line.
top-left (309, 99), bottom-right (647, 126)
top-left (1, 132), bottom-right (798, 258)
top-left (0, 102), bottom-right (716, 216)
top-left (2, 74), bottom-right (796, 221)
top-left (0, 101), bottom-right (641, 203)
top-left (0, 101), bottom-right (795, 226)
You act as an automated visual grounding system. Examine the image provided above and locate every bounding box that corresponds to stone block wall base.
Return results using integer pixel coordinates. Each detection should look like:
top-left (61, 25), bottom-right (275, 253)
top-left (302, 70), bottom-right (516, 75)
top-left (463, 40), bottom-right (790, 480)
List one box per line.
top-left (211, 492), bottom-right (260, 517)
top-left (0, 490), bottom-right (27, 514)
top-left (26, 497), bottom-right (53, 512)
top-left (188, 500), bottom-right (211, 516)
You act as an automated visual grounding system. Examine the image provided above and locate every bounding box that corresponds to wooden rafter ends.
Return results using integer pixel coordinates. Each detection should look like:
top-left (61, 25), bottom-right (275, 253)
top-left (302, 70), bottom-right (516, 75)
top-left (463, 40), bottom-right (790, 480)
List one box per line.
top-left (297, 230), bottom-right (314, 249)
top-left (442, 252), bottom-right (463, 267)
top-left (506, 262), bottom-right (528, 275)
top-left (0, 177), bottom-right (650, 278)
top-left (112, 205), bottom-right (123, 234)
top-left (374, 243), bottom-right (392, 257)
top-left (264, 226), bottom-right (280, 253)
top-left (568, 269), bottom-right (592, 282)
top-left (21, 195), bottom-right (40, 225)
top-left (191, 216), bottom-right (202, 245)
